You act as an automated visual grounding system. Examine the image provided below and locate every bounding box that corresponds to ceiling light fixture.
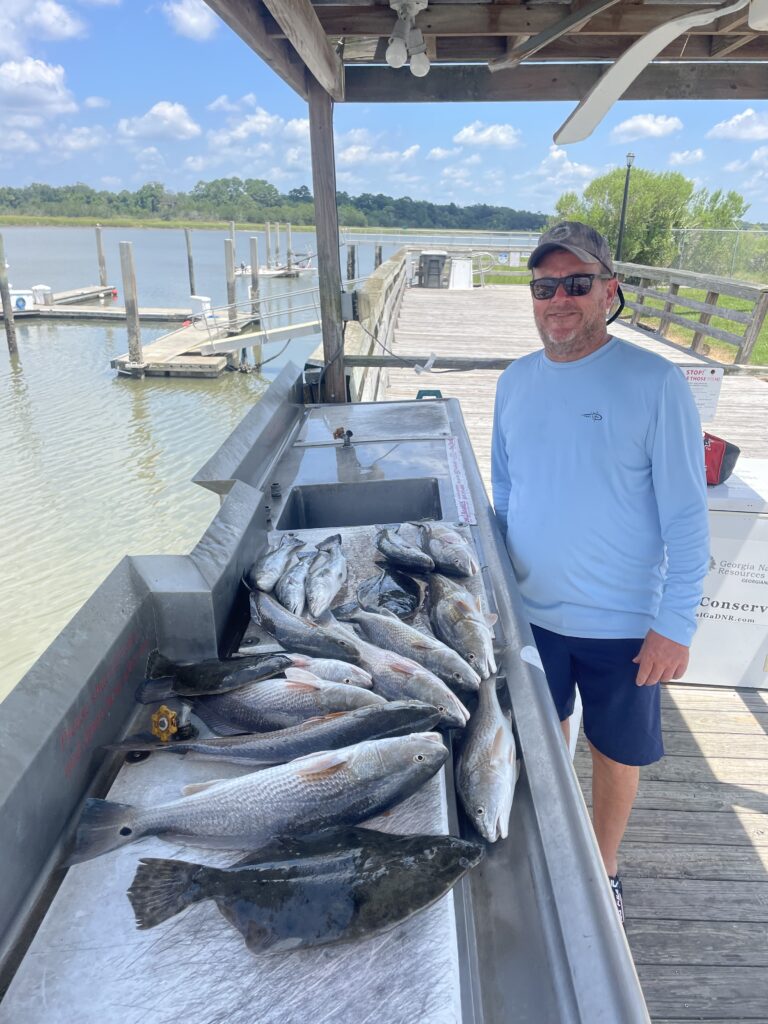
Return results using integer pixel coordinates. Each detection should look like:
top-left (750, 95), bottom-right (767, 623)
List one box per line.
top-left (386, 0), bottom-right (431, 78)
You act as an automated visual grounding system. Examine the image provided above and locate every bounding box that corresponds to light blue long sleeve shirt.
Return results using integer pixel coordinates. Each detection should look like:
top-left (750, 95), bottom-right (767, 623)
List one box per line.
top-left (491, 337), bottom-right (709, 645)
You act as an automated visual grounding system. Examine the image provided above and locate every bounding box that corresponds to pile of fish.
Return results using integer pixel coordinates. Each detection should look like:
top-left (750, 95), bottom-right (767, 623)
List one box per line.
top-left (66, 520), bottom-right (520, 957)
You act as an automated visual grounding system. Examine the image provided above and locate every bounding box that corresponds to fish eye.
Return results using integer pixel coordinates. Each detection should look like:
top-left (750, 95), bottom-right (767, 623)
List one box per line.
top-left (344, 676), bottom-right (352, 683)
top-left (453, 672), bottom-right (462, 680)
top-left (437, 705), bottom-right (447, 713)
top-left (413, 753), bottom-right (425, 762)
top-left (467, 653), bottom-right (476, 662)
top-left (119, 826), bottom-right (133, 836)
top-left (476, 807), bottom-right (485, 817)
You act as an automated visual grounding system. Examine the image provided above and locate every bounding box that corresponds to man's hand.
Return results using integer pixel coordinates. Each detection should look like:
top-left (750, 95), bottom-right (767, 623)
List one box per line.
top-left (632, 629), bottom-right (689, 686)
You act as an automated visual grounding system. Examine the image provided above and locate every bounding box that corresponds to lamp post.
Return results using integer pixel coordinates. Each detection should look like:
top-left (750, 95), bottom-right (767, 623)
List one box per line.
top-left (615, 151), bottom-right (635, 263)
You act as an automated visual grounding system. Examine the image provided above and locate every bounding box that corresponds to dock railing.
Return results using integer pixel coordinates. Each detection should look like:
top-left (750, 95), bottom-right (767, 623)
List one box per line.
top-left (615, 262), bottom-right (768, 363)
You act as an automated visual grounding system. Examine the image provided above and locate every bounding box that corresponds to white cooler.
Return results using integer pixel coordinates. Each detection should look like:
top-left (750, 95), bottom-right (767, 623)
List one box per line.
top-left (683, 458), bottom-right (768, 689)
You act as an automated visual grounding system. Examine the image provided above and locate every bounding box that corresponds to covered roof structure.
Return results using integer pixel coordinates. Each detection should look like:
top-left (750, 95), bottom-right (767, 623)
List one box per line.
top-left (203, 0), bottom-right (768, 400)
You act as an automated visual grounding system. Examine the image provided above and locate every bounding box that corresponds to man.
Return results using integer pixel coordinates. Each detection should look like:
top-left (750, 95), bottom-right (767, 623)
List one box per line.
top-left (491, 221), bottom-right (709, 923)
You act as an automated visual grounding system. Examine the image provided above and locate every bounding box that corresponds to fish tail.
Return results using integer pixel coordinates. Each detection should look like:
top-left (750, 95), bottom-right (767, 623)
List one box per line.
top-left (104, 733), bottom-right (176, 755)
top-left (145, 650), bottom-right (175, 679)
top-left (135, 678), bottom-right (178, 705)
top-left (127, 858), bottom-right (210, 929)
top-left (67, 799), bottom-right (141, 865)
top-left (332, 600), bottom-right (359, 620)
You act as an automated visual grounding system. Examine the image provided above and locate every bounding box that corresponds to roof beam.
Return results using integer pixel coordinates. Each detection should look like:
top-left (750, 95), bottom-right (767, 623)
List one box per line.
top-left (709, 10), bottom-right (756, 54)
top-left (306, 4), bottom-right (755, 38)
top-left (342, 63), bottom-right (768, 103)
top-left (261, 0), bottom-right (344, 100)
top-left (204, 0), bottom-right (307, 99)
top-left (489, 0), bottom-right (624, 70)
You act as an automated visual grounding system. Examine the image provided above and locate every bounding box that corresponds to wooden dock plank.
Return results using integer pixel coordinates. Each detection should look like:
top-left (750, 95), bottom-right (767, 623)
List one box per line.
top-left (627, 919), bottom-right (768, 965)
top-left (575, 753), bottom-right (768, 785)
top-left (635, 966), bottom-right (768, 1019)
top-left (583, 780), bottom-right (768, 813)
top-left (617, 844), bottom-right (768, 881)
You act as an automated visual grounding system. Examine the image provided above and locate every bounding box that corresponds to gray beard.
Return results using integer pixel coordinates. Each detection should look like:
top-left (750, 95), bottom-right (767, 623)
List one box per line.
top-left (535, 308), bottom-right (610, 361)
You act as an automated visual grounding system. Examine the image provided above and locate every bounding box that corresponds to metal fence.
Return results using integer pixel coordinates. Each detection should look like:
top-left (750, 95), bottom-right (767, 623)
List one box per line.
top-left (672, 229), bottom-right (768, 283)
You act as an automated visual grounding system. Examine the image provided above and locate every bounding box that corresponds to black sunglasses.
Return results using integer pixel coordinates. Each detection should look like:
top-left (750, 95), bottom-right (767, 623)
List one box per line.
top-left (530, 273), bottom-right (614, 300)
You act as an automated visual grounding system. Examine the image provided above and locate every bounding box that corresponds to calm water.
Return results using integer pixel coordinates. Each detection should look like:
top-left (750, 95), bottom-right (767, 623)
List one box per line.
top-left (0, 224), bottom-right (540, 700)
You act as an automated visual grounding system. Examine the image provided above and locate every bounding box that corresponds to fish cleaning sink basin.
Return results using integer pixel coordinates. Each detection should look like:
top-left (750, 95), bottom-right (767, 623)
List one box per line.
top-left (275, 478), bottom-right (442, 531)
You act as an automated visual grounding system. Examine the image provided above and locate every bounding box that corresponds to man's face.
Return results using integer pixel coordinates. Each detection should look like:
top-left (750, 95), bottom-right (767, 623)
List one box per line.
top-left (531, 249), bottom-right (618, 361)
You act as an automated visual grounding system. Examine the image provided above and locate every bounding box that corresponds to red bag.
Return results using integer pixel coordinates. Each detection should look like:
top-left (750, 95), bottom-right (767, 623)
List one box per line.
top-left (704, 432), bottom-right (740, 486)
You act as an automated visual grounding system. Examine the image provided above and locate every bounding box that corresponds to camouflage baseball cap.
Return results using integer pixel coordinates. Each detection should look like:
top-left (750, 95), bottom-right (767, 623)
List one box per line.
top-left (528, 221), bottom-right (614, 274)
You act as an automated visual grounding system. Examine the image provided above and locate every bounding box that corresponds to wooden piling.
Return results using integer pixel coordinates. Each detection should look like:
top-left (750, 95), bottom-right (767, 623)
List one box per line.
top-left (275, 222), bottom-right (281, 267)
top-left (308, 74), bottom-right (346, 403)
top-left (118, 241), bottom-right (143, 372)
top-left (184, 228), bottom-right (196, 295)
top-left (287, 222), bottom-right (293, 270)
top-left (250, 236), bottom-right (260, 293)
top-left (95, 225), bottom-right (108, 288)
top-left (0, 234), bottom-right (18, 356)
top-left (374, 244), bottom-right (383, 269)
top-left (224, 238), bottom-right (237, 335)
top-left (265, 222), bottom-right (272, 270)
top-left (347, 244), bottom-right (357, 281)
top-left (230, 220), bottom-right (236, 246)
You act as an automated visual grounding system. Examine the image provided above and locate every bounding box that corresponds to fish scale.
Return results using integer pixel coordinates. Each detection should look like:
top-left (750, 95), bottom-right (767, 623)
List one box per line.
top-left (338, 606), bottom-right (481, 693)
top-left (188, 673), bottom-right (385, 733)
top-left (319, 613), bottom-right (470, 728)
top-left (457, 678), bottom-right (519, 843)
top-left (68, 733), bottom-right (449, 862)
top-left (427, 573), bottom-right (498, 680)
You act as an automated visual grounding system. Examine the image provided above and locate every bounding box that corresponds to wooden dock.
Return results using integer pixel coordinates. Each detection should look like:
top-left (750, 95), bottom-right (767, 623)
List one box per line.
top-left (381, 284), bottom-right (768, 1024)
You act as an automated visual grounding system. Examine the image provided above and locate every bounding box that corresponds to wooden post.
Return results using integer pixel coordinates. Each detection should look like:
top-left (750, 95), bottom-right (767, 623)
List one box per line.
top-left (308, 74), bottom-right (345, 403)
top-left (286, 222), bottom-right (293, 270)
top-left (224, 238), bottom-right (240, 368)
top-left (250, 236), bottom-right (260, 293)
top-left (184, 228), bottom-right (196, 295)
top-left (249, 235), bottom-right (261, 329)
top-left (374, 244), bottom-right (383, 269)
top-left (738, 288), bottom-right (768, 362)
top-left (119, 241), bottom-right (143, 371)
top-left (0, 233), bottom-right (18, 356)
top-left (230, 220), bottom-right (236, 245)
top-left (95, 224), bottom-right (108, 288)
top-left (659, 281), bottom-right (679, 338)
top-left (347, 243), bottom-right (357, 282)
top-left (691, 290), bottom-right (720, 353)
top-left (275, 221), bottom-right (281, 266)
top-left (265, 222), bottom-right (272, 270)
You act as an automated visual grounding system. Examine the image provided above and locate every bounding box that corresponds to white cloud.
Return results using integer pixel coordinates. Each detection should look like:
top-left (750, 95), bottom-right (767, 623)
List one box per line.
top-left (0, 129), bottom-right (41, 153)
top-left (48, 124), bottom-right (108, 154)
top-left (453, 120), bottom-right (521, 148)
top-left (512, 145), bottom-right (599, 209)
top-left (284, 118), bottom-right (309, 141)
top-left (118, 101), bottom-right (201, 140)
top-left (442, 165), bottom-right (471, 184)
top-left (611, 114), bottom-right (683, 142)
top-left (338, 144), bottom-right (372, 166)
top-left (669, 148), bottom-right (704, 166)
top-left (209, 108), bottom-right (281, 146)
top-left (84, 95), bottom-right (109, 109)
top-left (101, 176), bottom-right (122, 189)
top-left (338, 142), bottom-right (416, 166)
top-left (724, 146), bottom-right (768, 173)
top-left (25, 1), bottom-right (85, 39)
top-left (463, 154), bottom-right (482, 166)
top-left (0, 58), bottom-right (77, 116)
top-left (136, 146), bottom-right (166, 170)
top-left (337, 127), bottom-right (373, 147)
top-left (162, 0), bottom-right (218, 41)
top-left (707, 108), bottom-right (768, 141)
top-left (207, 94), bottom-right (238, 112)
top-left (390, 172), bottom-right (422, 186)
top-left (427, 146), bottom-right (461, 161)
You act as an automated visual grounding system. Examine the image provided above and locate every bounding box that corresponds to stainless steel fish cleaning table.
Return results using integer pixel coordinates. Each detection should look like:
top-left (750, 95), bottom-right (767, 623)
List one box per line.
top-left (0, 363), bottom-right (649, 1023)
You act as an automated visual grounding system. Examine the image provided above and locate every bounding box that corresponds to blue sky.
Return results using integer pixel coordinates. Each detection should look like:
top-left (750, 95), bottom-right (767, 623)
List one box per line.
top-left (3, 0), bottom-right (768, 220)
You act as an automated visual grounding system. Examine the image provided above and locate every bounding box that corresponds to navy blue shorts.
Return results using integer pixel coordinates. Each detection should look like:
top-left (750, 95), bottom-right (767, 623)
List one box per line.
top-left (530, 624), bottom-right (664, 766)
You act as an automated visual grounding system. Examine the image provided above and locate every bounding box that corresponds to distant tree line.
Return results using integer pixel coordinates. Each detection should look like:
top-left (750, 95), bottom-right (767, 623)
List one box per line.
top-left (0, 178), bottom-right (547, 231)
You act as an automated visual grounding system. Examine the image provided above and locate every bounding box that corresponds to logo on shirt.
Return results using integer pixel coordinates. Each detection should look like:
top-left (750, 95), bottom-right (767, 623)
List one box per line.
top-left (581, 411), bottom-right (603, 421)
